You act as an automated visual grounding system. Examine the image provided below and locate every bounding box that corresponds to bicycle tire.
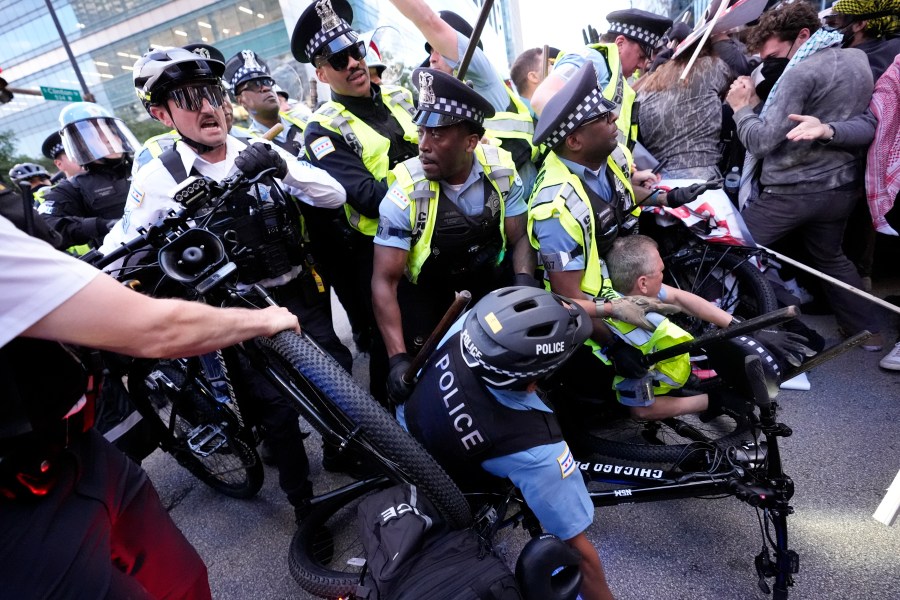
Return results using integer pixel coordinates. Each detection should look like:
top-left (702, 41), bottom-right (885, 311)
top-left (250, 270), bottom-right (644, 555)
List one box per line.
top-left (665, 248), bottom-right (778, 336)
top-left (129, 359), bottom-right (264, 499)
top-left (288, 478), bottom-right (391, 598)
top-left (256, 332), bottom-right (471, 528)
top-left (560, 399), bottom-right (756, 465)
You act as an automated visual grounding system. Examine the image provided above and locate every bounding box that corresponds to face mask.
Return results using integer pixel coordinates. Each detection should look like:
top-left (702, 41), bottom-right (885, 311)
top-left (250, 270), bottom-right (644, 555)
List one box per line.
top-left (750, 57), bottom-right (790, 101)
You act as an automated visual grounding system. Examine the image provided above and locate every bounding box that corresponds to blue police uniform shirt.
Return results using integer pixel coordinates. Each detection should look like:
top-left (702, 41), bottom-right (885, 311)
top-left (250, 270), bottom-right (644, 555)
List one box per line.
top-left (396, 316), bottom-right (594, 541)
top-left (553, 47), bottom-right (613, 90)
top-left (375, 156), bottom-right (526, 251)
top-left (530, 156), bottom-right (613, 274)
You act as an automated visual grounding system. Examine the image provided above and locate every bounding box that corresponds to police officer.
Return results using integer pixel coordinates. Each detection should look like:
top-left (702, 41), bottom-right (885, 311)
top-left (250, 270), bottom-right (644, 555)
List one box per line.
top-left (532, 8), bottom-right (672, 150)
top-left (132, 43), bottom-right (251, 175)
top-left (372, 67), bottom-right (535, 402)
top-left (225, 49), bottom-right (307, 156)
top-left (102, 46), bottom-right (352, 511)
top-left (390, 0), bottom-right (538, 196)
top-left (41, 130), bottom-right (84, 181)
top-left (0, 214), bottom-right (299, 599)
top-left (528, 63), bottom-right (686, 397)
top-left (39, 102), bottom-right (139, 251)
top-left (292, 0), bottom-right (419, 404)
top-left (401, 286), bottom-right (615, 600)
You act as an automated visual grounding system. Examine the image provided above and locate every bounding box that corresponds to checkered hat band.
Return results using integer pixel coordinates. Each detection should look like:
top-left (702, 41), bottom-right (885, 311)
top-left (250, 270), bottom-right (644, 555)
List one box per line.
top-left (545, 89), bottom-right (605, 148)
top-left (230, 66), bottom-right (268, 91)
top-left (608, 20), bottom-right (660, 47)
top-left (421, 96), bottom-right (483, 122)
top-left (51, 143), bottom-right (65, 157)
top-left (306, 21), bottom-right (352, 59)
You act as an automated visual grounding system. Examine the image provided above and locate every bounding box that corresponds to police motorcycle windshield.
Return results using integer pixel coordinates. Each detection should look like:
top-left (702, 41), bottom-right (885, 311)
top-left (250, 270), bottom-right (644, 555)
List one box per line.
top-left (414, 111), bottom-right (465, 128)
top-left (62, 117), bottom-right (141, 166)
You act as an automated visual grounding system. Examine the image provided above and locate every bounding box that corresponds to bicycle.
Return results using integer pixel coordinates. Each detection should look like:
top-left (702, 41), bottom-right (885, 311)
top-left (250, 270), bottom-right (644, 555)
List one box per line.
top-left (641, 185), bottom-right (779, 336)
top-left (92, 171), bottom-right (471, 527)
top-left (285, 304), bottom-right (871, 600)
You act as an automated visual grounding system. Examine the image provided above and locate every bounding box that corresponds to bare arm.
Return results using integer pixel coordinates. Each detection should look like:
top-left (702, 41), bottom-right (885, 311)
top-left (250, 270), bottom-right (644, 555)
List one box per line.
top-left (371, 244), bottom-right (410, 357)
top-left (22, 273), bottom-right (300, 358)
top-left (566, 533), bottom-right (615, 600)
top-left (505, 214), bottom-right (537, 276)
top-left (547, 270), bottom-right (614, 344)
top-left (661, 283), bottom-right (732, 328)
top-left (388, 0), bottom-right (460, 60)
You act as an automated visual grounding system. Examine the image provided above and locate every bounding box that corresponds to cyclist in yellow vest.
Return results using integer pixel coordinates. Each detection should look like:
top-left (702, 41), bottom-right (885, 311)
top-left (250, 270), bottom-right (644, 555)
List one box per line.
top-left (372, 68), bottom-right (536, 402)
top-left (225, 49), bottom-right (308, 157)
top-left (292, 0), bottom-right (419, 405)
top-left (389, 1), bottom-right (539, 197)
top-left (531, 9), bottom-right (672, 150)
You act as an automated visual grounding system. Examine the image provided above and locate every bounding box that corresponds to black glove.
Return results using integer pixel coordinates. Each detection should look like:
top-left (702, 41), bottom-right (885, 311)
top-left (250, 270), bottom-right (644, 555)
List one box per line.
top-left (103, 218), bottom-right (119, 234)
top-left (753, 328), bottom-right (816, 368)
top-left (234, 142), bottom-right (288, 180)
top-left (666, 177), bottom-right (723, 208)
top-left (604, 338), bottom-right (648, 379)
top-left (513, 272), bottom-right (542, 288)
top-left (387, 353), bottom-right (414, 403)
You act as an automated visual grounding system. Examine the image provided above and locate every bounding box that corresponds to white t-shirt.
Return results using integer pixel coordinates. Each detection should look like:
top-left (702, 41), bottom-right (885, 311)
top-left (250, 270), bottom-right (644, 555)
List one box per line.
top-left (0, 216), bottom-right (99, 347)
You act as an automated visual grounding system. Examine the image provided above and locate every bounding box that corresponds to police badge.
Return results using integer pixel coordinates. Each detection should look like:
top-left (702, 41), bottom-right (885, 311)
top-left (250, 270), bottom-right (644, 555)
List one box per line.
top-left (316, 0), bottom-right (342, 32)
top-left (241, 49), bottom-right (263, 71)
top-left (418, 71), bottom-right (435, 105)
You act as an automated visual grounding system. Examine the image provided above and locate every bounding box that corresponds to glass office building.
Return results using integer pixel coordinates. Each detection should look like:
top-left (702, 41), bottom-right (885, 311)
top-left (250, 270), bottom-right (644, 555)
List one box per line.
top-left (0, 0), bottom-right (517, 161)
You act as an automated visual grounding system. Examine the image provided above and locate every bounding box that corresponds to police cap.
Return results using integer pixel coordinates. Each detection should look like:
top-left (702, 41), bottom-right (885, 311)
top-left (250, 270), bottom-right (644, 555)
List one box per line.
top-left (412, 68), bottom-right (495, 128)
top-left (606, 8), bottom-right (673, 57)
top-left (42, 131), bottom-right (65, 160)
top-left (532, 62), bottom-right (617, 148)
top-left (291, 0), bottom-right (358, 64)
top-left (224, 49), bottom-right (271, 93)
top-left (424, 10), bottom-right (484, 54)
top-left (182, 42), bottom-right (226, 65)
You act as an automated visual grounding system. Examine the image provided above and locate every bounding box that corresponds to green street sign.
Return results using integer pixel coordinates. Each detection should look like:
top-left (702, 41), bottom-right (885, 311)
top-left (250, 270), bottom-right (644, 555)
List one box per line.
top-left (40, 86), bottom-right (83, 102)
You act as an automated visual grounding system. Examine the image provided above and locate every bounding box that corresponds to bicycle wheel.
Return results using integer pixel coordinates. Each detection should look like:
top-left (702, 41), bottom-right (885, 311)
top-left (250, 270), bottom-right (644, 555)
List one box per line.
top-left (665, 248), bottom-right (778, 336)
top-left (255, 332), bottom-right (472, 529)
top-left (289, 479), bottom-right (391, 598)
top-left (559, 398), bottom-right (756, 465)
top-left (129, 359), bottom-right (264, 499)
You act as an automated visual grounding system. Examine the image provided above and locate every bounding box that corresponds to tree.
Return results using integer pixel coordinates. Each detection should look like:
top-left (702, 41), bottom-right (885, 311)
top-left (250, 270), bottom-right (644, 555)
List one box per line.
top-left (0, 130), bottom-right (54, 182)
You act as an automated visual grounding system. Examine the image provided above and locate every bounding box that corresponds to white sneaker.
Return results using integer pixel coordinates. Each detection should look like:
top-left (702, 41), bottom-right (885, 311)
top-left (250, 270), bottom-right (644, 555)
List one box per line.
top-left (880, 343), bottom-right (900, 371)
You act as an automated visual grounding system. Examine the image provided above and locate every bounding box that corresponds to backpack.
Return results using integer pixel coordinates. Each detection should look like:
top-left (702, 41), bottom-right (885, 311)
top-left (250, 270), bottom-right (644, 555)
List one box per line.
top-left (355, 484), bottom-right (522, 600)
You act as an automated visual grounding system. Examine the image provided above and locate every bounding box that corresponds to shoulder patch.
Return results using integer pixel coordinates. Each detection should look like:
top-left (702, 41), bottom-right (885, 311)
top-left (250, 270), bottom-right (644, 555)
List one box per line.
top-left (310, 136), bottom-right (336, 160)
top-left (557, 443), bottom-right (576, 479)
top-left (128, 186), bottom-right (144, 207)
top-left (388, 186), bottom-right (411, 210)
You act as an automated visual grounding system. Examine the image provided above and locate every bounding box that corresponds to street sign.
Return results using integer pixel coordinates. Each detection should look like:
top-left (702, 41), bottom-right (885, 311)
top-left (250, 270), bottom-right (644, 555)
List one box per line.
top-left (40, 86), bottom-right (82, 102)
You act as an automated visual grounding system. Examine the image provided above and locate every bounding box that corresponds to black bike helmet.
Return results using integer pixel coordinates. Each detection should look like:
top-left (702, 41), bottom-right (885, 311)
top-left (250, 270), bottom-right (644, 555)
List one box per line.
top-left (8, 163), bottom-right (50, 185)
top-left (704, 335), bottom-right (782, 399)
top-left (515, 534), bottom-right (582, 600)
top-left (460, 286), bottom-right (592, 389)
top-left (133, 47), bottom-right (225, 113)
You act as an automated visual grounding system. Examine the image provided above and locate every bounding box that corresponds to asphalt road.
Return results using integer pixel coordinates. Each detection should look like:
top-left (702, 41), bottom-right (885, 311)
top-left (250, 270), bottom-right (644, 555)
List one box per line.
top-left (142, 292), bottom-right (900, 600)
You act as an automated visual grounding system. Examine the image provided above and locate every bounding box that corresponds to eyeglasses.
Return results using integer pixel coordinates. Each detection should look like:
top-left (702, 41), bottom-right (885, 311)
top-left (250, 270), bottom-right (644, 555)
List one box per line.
top-left (237, 77), bottom-right (275, 94)
top-left (314, 41), bottom-right (367, 71)
top-left (167, 83), bottom-right (225, 112)
top-left (580, 111), bottom-right (616, 128)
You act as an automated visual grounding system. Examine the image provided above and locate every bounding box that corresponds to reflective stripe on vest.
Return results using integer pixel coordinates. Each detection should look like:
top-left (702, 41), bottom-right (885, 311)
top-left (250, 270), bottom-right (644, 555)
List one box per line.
top-left (527, 151), bottom-right (633, 295)
top-left (485, 86), bottom-right (538, 162)
top-left (308, 88), bottom-right (418, 236)
top-left (392, 144), bottom-right (515, 284)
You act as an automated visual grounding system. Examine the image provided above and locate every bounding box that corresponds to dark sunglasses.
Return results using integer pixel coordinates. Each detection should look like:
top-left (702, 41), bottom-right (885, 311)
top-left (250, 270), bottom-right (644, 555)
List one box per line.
top-left (237, 77), bottom-right (275, 94)
top-left (314, 41), bottom-right (367, 71)
top-left (580, 111), bottom-right (615, 128)
top-left (168, 83), bottom-right (225, 112)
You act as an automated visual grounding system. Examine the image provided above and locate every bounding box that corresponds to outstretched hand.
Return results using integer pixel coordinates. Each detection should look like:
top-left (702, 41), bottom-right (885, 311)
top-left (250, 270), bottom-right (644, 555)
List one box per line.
top-left (753, 328), bottom-right (816, 367)
top-left (786, 114), bottom-right (832, 142)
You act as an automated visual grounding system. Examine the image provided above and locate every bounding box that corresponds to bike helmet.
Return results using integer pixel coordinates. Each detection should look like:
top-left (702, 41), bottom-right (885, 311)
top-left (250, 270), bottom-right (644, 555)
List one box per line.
top-left (515, 534), bottom-right (582, 600)
top-left (8, 163), bottom-right (50, 185)
top-left (58, 102), bottom-right (140, 167)
top-left (703, 334), bottom-right (782, 400)
top-left (133, 47), bottom-right (226, 112)
top-left (460, 286), bottom-right (592, 389)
